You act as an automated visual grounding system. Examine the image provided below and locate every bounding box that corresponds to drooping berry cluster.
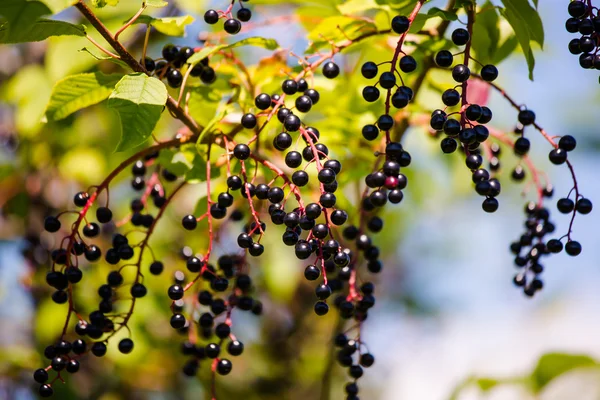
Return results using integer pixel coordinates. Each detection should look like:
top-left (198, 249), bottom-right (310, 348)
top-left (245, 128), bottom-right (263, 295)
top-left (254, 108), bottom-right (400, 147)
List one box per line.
top-left (27, 0), bottom-right (594, 398)
top-left (565, 0), bottom-right (600, 75)
top-left (37, 151), bottom-right (186, 396)
top-left (143, 44), bottom-right (216, 88)
top-left (431, 22), bottom-right (501, 213)
top-left (204, 0), bottom-right (252, 35)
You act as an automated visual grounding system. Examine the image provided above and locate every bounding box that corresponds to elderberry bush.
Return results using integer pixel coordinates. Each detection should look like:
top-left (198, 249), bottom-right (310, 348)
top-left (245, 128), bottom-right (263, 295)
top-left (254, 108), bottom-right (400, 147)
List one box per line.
top-left (0, 0), bottom-right (593, 399)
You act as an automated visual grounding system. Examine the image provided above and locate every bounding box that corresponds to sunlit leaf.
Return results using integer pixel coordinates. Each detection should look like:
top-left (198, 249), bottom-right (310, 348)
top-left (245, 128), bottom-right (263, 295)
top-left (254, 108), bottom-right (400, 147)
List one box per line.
top-left (45, 72), bottom-right (123, 121)
top-left (145, 0), bottom-right (168, 7)
top-left (40, 0), bottom-right (77, 14)
top-left (107, 73), bottom-right (168, 151)
top-left (187, 37), bottom-right (280, 67)
top-left (307, 16), bottom-right (377, 52)
top-left (135, 15), bottom-right (195, 37)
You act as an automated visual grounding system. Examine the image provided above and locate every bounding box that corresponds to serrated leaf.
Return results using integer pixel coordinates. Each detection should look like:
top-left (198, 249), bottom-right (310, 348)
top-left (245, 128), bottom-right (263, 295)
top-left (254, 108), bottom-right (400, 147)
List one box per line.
top-left (471, 2), bottom-right (499, 65)
top-left (107, 73), bottom-right (168, 151)
top-left (145, 0), bottom-right (168, 7)
top-left (307, 16), bottom-right (377, 52)
top-left (187, 37), bottom-right (279, 66)
top-left (531, 353), bottom-right (597, 393)
top-left (427, 7), bottom-right (458, 21)
top-left (45, 72), bottom-right (123, 120)
top-left (0, 19), bottom-right (85, 44)
top-left (135, 15), bottom-right (194, 37)
top-left (0, 0), bottom-right (51, 42)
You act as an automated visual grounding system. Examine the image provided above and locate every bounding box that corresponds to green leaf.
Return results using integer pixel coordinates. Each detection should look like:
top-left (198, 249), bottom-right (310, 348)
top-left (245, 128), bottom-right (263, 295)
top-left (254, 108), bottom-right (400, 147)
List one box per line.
top-left (0, 19), bottom-right (85, 44)
top-left (427, 7), bottom-right (458, 21)
top-left (107, 73), bottom-right (168, 151)
top-left (185, 152), bottom-right (210, 183)
top-left (195, 108), bottom-right (227, 151)
top-left (92, 0), bottom-right (119, 7)
top-left (0, 0), bottom-right (51, 42)
top-left (306, 16), bottom-right (377, 52)
top-left (186, 37), bottom-right (279, 66)
top-left (145, 0), bottom-right (168, 7)
top-left (135, 15), bottom-right (194, 37)
top-left (157, 146), bottom-right (195, 176)
top-left (188, 86), bottom-right (221, 127)
top-left (500, 0), bottom-right (544, 79)
top-left (531, 353), bottom-right (597, 392)
top-left (40, 0), bottom-right (77, 14)
top-left (45, 72), bottom-right (123, 121)
top-left (471, 2), bottom-right (499, 65)
top-left (500, 0), bottom-right (543, 47)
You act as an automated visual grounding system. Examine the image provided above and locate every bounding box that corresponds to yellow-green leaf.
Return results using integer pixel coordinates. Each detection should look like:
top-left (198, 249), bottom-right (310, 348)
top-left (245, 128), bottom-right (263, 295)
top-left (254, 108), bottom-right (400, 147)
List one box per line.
top-left (40, 0), bottom-right (77, 14)
top-left (135, 15), bottom-right (194, 37)
top-left (186, 37), bottom-right (279, 66)
top-left (107, 73), bottom-right (168, 151)
top-left (145, 0), bottom-right (168, 7)
top-left (45, 72), bottom-right (123, 120)
top-left (307, 16), bottom-right (377, 52)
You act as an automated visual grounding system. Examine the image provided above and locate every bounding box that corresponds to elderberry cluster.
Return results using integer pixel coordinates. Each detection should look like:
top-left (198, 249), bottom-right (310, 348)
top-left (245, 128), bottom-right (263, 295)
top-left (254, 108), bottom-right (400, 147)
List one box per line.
top-left (204, 0), bottom-right (252, 35)
top-left (334, 332), bottom-right (376, 400)
top-left (565, 0), bottom-right (600, 75)
top-left (37, 152), bottom-right (183, 396)
top-left (143, 44), bottom-right (215, 88)
top-left (360, 14), bottom-right (418, 142)
top-left (167, 253), bottom-right (261, 377)
top-left (432, 27), bottom-right (499, 212)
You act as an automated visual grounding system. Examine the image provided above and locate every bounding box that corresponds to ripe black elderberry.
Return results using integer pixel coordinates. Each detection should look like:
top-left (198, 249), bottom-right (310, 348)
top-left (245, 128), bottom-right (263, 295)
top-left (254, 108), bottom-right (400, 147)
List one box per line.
top-left (391, 15), bottom-right (410, 34)
top-left (435, 50), bottom-right (454, 67)
top-left (237, 8), bottom-right (251, 22)
top-left (452, 28), bottom-right (470, 46)
top-left (224, 19), bottom-right (242, 34)
top-left (361, 61), bottom-right (378, 79)
top-left (323, 62), bottom-right (340, 79)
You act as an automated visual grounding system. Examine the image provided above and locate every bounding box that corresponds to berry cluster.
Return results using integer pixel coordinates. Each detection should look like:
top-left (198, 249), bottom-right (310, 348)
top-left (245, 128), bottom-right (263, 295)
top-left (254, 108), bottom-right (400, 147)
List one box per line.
top-left (204, 0), bottom-right (252, 35)
top-left (143, 44), bottom-right (215, 88)
top-left (26, 0), bottom-right (593, 398)
top-left (431, 23), bottom-right (501, 213)
top-left (565, 0), bottom-right (600, 75)
top-left (37, 151), bottom-right (185, 396)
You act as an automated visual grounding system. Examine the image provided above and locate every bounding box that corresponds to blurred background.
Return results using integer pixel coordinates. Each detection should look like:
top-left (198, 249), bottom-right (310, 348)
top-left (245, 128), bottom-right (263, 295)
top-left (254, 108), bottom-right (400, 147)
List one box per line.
top-left (1, 0), bottom-right (599, 399)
